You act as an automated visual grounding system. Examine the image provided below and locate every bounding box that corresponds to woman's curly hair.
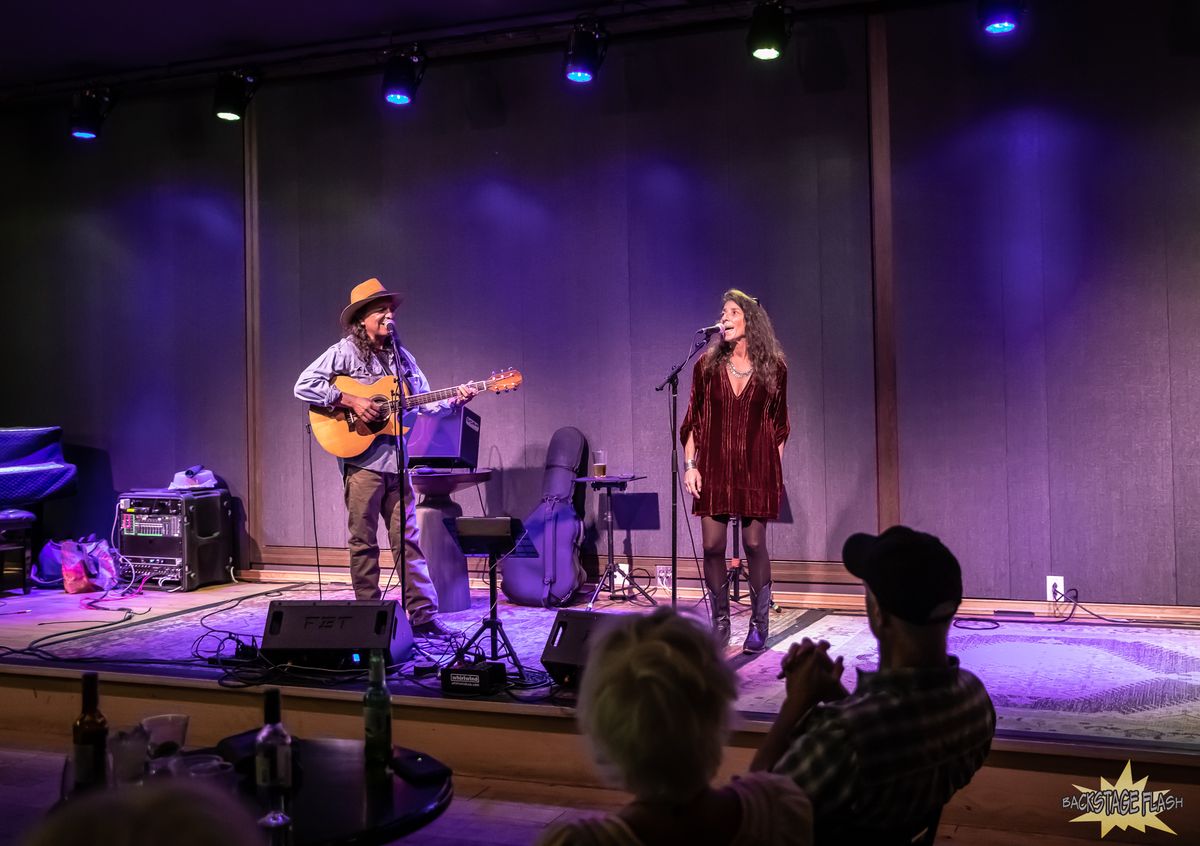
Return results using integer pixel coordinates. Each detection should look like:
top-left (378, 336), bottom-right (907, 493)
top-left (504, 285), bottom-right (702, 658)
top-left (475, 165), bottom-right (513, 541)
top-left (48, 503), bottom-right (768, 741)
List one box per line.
top-left (701, 288), bottom-right (786, 392)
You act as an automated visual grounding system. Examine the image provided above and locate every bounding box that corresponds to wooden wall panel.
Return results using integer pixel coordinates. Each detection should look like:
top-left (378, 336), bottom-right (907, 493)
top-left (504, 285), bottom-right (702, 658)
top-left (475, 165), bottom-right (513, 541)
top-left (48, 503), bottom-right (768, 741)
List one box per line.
top-left (255, 24), bottom-right (877, 563)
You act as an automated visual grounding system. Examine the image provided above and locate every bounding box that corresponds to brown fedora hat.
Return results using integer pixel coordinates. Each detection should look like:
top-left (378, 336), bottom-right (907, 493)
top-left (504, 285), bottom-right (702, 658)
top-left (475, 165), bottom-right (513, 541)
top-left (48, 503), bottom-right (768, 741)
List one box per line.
top-left (339, 278), bottom-right (402, 329)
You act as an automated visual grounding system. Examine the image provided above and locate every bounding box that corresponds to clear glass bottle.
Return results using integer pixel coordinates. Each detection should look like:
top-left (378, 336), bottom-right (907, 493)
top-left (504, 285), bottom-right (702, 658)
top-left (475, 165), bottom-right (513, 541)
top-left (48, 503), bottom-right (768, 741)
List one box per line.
top-left (72, 671), bottom-right (108, 794)
top-left (255, 687), bottom-right (292, 828)
top-left (363, 649), bottom-right (393, 766)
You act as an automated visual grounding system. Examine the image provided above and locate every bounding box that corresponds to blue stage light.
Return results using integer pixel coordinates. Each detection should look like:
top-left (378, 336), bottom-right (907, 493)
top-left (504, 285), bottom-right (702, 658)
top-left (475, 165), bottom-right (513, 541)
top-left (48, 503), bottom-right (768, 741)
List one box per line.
top-left (978, 1), bottom-right (1024, 36)
top-left (382, 46), bottom-right (426, 106)
top-left (563, 18), bottom-right (608, 84)
top-left (70, 88), bottom-right (113, 141)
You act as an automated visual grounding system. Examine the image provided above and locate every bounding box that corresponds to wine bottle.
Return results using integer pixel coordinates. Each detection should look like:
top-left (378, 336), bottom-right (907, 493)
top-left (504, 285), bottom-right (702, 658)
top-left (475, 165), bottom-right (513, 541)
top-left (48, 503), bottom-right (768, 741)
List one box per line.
top-left (363, 649), bottom-right (393, 766)
top-left (255, 687), bottom-right (292, 827)
top-left (72, 671), bottom-right (108, 793)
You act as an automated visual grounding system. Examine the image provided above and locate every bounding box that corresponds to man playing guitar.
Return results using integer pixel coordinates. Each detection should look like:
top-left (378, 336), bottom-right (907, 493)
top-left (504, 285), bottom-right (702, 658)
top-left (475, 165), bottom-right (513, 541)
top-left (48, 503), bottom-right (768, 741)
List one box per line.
top-left (294, 277), bottom-right (477, 639)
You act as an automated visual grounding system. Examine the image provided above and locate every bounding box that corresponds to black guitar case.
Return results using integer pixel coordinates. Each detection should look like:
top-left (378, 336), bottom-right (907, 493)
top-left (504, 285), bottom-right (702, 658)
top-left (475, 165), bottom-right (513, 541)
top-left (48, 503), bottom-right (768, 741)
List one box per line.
top-left (501, 426), bottom-right (587, 607)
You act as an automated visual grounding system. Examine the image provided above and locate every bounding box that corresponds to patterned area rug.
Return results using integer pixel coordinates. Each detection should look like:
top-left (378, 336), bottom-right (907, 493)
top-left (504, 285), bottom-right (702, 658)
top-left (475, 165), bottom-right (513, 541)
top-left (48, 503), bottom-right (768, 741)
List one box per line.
top-left (9, 586), bottom-right (1200, 750)
top-left (9, 584), bottom-right (814, 695)
top-left (734, 612), bottom-right (1200, 750)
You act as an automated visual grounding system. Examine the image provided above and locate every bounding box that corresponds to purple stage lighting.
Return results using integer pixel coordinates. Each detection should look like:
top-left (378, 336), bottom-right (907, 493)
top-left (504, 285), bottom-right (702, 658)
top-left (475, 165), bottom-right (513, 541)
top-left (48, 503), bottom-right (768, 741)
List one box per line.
top-left (978, 0), bottom-right (1024, 36)
top-left (563, 18), bottom-right (608, 84)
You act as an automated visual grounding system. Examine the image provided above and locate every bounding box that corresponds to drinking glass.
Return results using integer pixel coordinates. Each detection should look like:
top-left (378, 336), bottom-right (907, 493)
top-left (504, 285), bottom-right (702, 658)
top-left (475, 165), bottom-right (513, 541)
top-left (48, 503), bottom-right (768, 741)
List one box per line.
top-left (169, 753), bottom-right (224, 778)
top-left (110, 726), bottom-right (150, 785)
top-left (592, 449), bottom-right (607, 478)
top-left (141, 714), bottom-right (189, 776)
top-left (188, 760), bottom-right (238, 792)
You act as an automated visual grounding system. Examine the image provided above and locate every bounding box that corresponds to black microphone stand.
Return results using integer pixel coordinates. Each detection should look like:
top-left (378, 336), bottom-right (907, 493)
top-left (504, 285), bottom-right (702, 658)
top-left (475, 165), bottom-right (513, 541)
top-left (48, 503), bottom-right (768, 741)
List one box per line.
top-left (655, 328), bottom-right (715, 609)
top-left (386, 324), bottom-right (410, 606)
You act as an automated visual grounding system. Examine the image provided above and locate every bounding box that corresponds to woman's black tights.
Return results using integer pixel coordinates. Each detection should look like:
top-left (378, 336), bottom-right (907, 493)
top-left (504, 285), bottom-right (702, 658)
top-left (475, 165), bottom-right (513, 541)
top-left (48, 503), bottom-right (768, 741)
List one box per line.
top-left (701, 516), bottom-right (772, 593)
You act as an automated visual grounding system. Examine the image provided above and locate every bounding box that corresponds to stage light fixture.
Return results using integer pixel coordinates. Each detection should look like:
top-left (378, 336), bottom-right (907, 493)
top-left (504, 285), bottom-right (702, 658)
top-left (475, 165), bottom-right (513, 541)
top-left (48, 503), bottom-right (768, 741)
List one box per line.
top-left (70, 88), bottom-right (113, 140)
top-left (978, 0), bottom-right (1024, 36)
top-left (213, 69), bottom-right (259, 121)
top-left (563, 18), bottom-right (608, 83)
top-left (747, 2), bottom-right (790, 61)
top-left (382, 46), bottom-right (426, 106)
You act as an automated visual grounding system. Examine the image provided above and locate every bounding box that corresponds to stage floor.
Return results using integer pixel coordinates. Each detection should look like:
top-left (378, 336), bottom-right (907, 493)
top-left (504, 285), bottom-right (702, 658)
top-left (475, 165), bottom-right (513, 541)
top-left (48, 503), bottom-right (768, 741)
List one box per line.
top-left (2, 581), bottom-right (1199, 753)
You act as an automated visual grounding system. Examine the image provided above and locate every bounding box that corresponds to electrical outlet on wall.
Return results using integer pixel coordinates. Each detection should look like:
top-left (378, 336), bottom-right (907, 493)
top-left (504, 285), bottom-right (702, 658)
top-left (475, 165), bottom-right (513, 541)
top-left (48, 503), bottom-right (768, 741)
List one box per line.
top-left (1046, 575), bottom-right (1065, 602)
top-left (656, 565), bottom-right (672, 591)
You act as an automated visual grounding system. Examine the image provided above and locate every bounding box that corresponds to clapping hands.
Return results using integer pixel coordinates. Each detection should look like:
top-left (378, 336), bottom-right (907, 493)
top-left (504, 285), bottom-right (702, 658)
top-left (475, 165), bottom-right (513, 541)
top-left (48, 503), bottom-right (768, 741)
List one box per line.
top-left (777, 637), bottom-right (849, 708)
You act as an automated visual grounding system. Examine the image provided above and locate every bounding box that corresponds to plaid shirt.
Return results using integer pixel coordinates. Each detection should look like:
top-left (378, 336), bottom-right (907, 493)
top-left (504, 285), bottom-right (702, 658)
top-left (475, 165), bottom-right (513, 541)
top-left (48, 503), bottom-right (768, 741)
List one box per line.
top-left (772, 656), bottom-right (995, 831)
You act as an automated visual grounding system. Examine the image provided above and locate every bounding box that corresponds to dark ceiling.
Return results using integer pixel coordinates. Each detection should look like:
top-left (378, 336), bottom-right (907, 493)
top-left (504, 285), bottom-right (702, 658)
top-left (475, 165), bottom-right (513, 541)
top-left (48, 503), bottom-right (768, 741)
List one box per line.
top-left (0, 1), bottom-right (655, 93)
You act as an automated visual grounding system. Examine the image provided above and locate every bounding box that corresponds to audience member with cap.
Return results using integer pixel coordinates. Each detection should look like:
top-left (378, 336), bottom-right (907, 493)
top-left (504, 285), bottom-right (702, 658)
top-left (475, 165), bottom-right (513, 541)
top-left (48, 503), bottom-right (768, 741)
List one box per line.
top-left (750, 526), bottom-right (995, 840)
top-left (538, 607), bottom-right (812, 846)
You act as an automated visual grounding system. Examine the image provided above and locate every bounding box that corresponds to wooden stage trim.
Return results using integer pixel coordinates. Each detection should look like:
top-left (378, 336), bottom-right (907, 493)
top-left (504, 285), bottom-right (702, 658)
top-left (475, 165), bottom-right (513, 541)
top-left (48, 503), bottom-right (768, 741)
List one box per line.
top-left (242, 549), bottom-right (1200, 623)
top-left (2, 663), bottom-right (1197, 843)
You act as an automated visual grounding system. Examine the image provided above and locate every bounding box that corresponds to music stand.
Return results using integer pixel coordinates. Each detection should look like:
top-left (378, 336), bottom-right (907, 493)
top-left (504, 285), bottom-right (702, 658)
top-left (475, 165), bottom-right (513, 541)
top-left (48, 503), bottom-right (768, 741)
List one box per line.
top-left (576, 474), bottom-right (655, 609)
top-left (443, 516), bottom-right (533, 679)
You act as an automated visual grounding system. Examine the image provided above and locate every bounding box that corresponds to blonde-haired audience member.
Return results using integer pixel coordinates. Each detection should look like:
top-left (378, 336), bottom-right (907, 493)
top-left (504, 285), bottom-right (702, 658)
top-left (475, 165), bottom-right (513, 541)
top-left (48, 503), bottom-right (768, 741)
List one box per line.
top-left (537, 607), bottom-right (812, 846)
top-left (24, 781), bottom-right (261, 846)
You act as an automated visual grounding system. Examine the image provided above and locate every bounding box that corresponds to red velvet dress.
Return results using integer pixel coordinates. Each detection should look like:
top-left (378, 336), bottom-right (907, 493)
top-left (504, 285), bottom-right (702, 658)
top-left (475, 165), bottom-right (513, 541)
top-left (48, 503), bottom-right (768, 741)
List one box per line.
top-left (680, 358), bottom-right (789, 519)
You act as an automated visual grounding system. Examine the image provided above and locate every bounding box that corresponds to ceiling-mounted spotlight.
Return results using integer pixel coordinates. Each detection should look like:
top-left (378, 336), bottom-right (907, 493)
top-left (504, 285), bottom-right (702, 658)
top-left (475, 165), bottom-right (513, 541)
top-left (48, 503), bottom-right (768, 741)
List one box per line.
top-left (747, 2), bottom-right (790, 61)
top-left (563, 18), bottom-right (608, 83)
top-left (214, 69), bottom-right (259, 121)
top-left (978, 0), bottom-right (1025, 36)
top-left (382, 45), bottom-right (426, 106)
top-left (70, 88), bottom-right (114, 140)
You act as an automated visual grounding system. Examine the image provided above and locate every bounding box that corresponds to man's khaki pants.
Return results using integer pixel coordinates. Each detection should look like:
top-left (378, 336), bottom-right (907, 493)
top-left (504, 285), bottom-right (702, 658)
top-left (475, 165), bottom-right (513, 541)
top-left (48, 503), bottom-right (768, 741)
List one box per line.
top-left (343, 465), bottom-right (438, 624)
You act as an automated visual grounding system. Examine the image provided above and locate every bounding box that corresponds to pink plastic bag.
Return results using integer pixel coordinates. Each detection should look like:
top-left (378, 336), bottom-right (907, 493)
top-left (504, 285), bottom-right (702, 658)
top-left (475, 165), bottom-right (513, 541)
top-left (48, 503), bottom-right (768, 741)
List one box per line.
top-left (61, 539), bottom-right (119, 594)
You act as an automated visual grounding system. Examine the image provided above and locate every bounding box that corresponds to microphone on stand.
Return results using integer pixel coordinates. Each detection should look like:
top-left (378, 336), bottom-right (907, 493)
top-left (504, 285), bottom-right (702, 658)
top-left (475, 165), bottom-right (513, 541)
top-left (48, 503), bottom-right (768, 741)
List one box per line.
top-left (699, 322), bottom-right (726, 337)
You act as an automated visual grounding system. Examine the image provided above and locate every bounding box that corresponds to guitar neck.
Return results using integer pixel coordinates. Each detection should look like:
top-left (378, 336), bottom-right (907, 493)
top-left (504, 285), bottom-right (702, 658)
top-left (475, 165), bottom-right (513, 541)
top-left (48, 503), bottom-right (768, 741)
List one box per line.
top-left (397, 380), bottom-right (487, 411)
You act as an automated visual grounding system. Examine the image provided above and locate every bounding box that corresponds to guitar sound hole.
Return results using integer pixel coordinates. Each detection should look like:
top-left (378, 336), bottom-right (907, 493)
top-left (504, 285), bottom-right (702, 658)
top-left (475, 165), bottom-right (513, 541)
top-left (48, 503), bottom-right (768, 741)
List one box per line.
top-left (352, 397), bottom-right (391, 437)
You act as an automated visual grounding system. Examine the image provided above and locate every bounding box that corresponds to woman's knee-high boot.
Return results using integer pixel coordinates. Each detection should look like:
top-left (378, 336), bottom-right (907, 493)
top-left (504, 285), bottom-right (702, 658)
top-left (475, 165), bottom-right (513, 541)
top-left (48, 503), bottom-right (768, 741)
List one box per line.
top-left (743, 580), bottom-right (772, 654)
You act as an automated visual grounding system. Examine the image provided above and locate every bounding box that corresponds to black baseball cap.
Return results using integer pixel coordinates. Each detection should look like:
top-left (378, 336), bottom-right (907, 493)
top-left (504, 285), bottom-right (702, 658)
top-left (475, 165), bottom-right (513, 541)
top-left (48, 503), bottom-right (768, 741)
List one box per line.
top-left (842, 525), bottom-right (963, 625)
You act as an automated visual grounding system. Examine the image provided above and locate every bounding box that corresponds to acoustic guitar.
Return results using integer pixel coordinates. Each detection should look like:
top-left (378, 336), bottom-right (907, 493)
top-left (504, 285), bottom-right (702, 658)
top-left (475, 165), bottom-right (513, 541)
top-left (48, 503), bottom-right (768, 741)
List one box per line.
top-left (308, 369), bottom-right (522, 458)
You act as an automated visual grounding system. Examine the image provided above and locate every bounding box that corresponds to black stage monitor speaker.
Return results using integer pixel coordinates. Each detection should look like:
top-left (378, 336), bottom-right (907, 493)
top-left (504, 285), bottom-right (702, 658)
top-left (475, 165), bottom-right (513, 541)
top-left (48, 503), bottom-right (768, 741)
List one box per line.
top-left (541, 609), bottom-right (610, 688)
top-left (116, 488), bottom-right (233, 591)
top-left (260, 600), bottom-right (413, 670)
top-left (408, 406), bottom-right (481, 469)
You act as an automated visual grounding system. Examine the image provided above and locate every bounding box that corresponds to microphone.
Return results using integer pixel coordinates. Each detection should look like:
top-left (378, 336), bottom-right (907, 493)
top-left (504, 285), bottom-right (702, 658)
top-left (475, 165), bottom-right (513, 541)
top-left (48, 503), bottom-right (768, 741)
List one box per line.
top-left (700, 322), bottom-right (726, 337)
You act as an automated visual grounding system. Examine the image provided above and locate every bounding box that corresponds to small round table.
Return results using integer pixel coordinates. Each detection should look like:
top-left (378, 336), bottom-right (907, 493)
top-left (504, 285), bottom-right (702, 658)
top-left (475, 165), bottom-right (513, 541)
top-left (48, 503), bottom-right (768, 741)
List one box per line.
top-left (410, 469), bottom-right (492, 612)
top-left (576, 474), bottom-right (654, 609)
top-left (260, 738), bottom-right (452, 845)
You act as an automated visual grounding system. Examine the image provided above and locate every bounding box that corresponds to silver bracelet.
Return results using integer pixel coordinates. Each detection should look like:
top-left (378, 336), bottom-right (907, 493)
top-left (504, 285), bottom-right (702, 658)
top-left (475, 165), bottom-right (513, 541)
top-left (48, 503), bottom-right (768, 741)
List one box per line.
top-left (685, 458), bottom-right (697, 470)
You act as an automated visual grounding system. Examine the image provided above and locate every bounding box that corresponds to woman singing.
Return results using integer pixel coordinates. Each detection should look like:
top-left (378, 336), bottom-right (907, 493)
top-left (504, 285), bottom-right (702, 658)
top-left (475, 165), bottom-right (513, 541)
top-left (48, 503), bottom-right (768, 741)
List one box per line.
top-left (681, 289), bottom-right (789, 654)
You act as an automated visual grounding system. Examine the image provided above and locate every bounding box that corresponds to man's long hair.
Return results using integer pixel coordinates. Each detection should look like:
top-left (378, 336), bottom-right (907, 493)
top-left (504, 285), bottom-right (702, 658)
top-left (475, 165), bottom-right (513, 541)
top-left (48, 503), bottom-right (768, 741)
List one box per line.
top-left (701, 288), bottom-right (786, 392)
top-left (346, 319), bottom-right (382, 368)
top-left (345, 303), bottom-right (391, 369)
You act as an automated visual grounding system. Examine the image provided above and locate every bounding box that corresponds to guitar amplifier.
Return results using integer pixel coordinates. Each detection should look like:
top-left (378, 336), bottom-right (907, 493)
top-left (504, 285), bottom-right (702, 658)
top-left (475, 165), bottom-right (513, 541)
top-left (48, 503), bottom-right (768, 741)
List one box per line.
top-left (116, 488), bottom-right (233, 591)
top-left (408, 406), bottom-right (481, 469)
